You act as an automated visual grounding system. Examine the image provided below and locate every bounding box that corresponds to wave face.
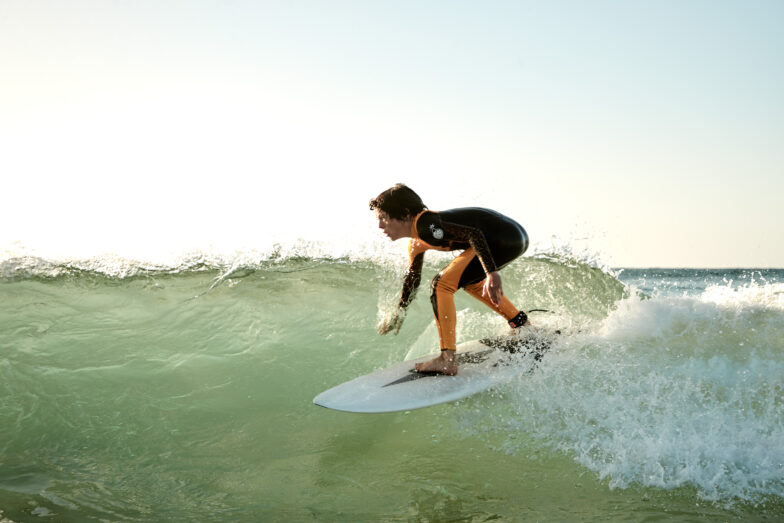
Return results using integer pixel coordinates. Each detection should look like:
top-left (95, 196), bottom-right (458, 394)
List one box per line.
top-left (1, 252), bottom-right (782, 520)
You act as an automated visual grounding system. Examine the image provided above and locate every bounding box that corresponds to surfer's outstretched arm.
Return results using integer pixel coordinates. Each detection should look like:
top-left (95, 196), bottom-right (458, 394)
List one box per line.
top-left (379, 253), bottom-right (423, 335)
top-left (398, 252), bottom-right (424, 310)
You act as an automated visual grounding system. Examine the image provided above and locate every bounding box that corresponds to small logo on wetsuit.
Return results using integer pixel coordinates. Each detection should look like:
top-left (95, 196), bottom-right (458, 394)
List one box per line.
top-left (429, 224), bottom-right (444, 240)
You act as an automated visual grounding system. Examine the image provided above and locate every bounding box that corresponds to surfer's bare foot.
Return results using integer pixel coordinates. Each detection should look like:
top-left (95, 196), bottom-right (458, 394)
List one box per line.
top-left (414, 350), bottom-right (458, 375)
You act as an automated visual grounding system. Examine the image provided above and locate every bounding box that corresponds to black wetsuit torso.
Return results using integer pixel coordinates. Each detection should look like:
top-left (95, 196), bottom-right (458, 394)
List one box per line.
top-left (413, 207), bottom-right (528, 287)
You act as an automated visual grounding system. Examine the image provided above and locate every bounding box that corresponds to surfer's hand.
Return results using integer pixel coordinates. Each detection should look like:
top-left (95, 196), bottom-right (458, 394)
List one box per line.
top-left (482, 272), bottom-right (503, 306)
top-left (378, 311), bottom-right (404, 335)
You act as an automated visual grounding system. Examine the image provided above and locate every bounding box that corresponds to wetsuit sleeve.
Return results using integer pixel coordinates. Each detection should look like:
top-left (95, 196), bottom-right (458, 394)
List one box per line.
top-left (441, 221), bottom-right (498, 274)
top-left (398, 252), bottom-right (424, 310)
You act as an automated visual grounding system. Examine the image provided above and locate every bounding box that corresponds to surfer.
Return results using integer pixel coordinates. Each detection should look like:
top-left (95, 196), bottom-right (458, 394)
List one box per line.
top-left (370, 184), bottom-right (530, 375)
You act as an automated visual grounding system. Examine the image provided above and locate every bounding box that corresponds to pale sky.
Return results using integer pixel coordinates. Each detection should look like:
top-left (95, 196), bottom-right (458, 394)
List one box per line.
top-left (1, 0), bottom-right (782, 267)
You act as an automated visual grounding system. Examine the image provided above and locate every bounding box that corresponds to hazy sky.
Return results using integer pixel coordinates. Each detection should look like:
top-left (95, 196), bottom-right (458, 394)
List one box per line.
top-left (2, 0), bottom-right (782, 267)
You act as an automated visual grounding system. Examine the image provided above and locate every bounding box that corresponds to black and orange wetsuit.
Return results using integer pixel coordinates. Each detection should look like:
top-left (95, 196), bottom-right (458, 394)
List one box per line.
top-left (397, 208), bottom-right (529, 351)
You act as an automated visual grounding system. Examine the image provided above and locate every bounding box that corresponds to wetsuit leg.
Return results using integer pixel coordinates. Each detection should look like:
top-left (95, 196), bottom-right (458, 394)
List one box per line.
top-left (430, 249), bottom-right (476, 350)
top-left (457, 230), bottom-right (528, 325)
top-left (463, 281), bottom-right (520, 320)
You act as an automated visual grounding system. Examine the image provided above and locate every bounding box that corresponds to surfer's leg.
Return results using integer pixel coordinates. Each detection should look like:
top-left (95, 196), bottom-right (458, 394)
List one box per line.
top-left (414, 249), bottom-right (476, 375)
top-left (457, 226), bottom-right (529, 329)
top-left (429, 248), bottom-right (476, 350)
top-left (463, 282), bottom-right (530, 327)
top-left (464, 281), bottom-right (518, 318)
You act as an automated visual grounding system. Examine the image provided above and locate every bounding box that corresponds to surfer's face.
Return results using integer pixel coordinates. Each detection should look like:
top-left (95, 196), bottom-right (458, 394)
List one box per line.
top-left (376, 210), bottom-right (409, 241)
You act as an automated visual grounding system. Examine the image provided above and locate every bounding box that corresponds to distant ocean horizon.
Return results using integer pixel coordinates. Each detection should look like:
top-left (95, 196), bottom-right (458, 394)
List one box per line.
top-left (1, 244), bottom-right (782, 521)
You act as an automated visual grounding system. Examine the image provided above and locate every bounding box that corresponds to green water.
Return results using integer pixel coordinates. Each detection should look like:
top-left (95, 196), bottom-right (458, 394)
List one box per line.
top-left (1, 258), bottom-right (782, 521)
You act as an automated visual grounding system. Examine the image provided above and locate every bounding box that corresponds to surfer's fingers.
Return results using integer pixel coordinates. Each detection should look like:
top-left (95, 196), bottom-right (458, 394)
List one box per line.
top-left (482, 276), bottom-right (503, 304)
top-left (393, 314), bottom-right (403, 335)
top-left (491, 289), bottom-right (502, 306)
top-left (481, 279), bottom-right (491, 298)
top-left (378, 319), bottom-right (393, 335)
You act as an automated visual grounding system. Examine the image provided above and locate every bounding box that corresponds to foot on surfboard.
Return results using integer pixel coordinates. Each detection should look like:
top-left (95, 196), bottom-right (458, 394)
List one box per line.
top-left (413, 350), bottom-right (458, 376)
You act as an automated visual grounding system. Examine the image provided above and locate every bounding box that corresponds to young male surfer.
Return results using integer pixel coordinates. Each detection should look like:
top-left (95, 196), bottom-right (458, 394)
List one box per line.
top-left (370, 184), bottom-right (530, 375)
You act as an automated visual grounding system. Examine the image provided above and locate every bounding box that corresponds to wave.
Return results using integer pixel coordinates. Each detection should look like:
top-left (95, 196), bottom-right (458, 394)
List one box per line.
top-left (2, 242), bottom-right (782, 508)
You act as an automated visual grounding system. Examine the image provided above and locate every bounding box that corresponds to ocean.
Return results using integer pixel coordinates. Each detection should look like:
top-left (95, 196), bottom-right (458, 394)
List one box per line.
top-left (1, 246), bottom-right (782, 521)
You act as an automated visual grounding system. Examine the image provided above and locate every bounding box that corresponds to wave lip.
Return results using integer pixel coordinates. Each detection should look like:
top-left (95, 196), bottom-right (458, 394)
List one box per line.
top-left (0, 241), bottom-right (359, 282)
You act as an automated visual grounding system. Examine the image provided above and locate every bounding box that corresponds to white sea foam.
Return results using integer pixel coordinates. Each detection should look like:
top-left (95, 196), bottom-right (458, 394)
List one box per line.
top-left (494, 285), bottom-right (784, 505)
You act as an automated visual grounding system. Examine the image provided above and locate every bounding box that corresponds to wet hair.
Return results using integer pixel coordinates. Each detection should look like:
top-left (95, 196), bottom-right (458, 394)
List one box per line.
top-left (369, 184), bottom-right (427, 220)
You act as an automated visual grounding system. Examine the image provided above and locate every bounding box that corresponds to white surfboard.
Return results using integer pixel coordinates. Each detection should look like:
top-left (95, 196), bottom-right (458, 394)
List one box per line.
top-left (313, 333), bottom-right (552, 413)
